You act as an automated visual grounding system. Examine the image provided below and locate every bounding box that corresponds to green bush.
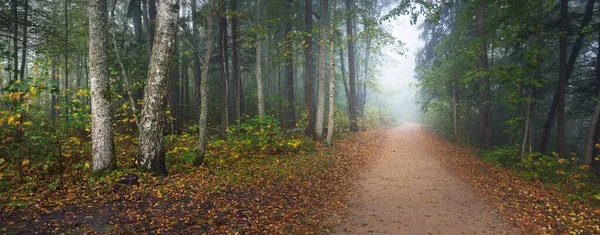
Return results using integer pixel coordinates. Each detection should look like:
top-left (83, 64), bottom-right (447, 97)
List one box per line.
top-left (480, 146), bottom-right (521, 167)
top-left (208, 116), bottom-right (305, 160)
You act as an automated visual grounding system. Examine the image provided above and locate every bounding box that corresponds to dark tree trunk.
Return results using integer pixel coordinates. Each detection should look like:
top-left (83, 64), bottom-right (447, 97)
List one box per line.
top-left (191, 0), bottom-right (201, 119)
top-left (130, 0), bottom-right (144, 43)
top-left (219, 0), bottom-right (228, 134)
top-left (538, 0), bottom-right (595, 154)
top-left (167, 32), bottom-right (181, 130)
top-left (231, 0), bottom-right (241, 121)
top-left (304, 0), bottom-right (315, 136)
top-left (11, 0), bottom-right (18, 82)
top-left (285, 1), bottom-right (296, 129)
top-left (556, 0), bottom-right (568, 157)
top-left (476, 0), bottom-right (492, 148)
top-left (147, 0), bottom-right (157, 46)
top-left (346, 0), bottom-right (358, 132)
top-left (137, 0), bottom-right (179, 175)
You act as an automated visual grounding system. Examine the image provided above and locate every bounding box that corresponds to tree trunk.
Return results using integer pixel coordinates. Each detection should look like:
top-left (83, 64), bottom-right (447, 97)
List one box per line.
top-left (521, 86), bottom-right (534, 159)
top-left (476, 0), bottom-right (492, 148)
top-left (147, 0), bottom-right (157, 46)
top-left (89, 0), bottom-right (116, 172)
top-left (304, 0), bottom-right (315, 136)
top-left (315, 0), bottom-right (328, 139)
top-left (11, 0), bottom-right (18, 82)
top-left (361, 39), bottom-right (371, 131)
top-left (231, 0), bottom-right (241, 121)
top-left (340, 45), bottom-right (350, 117)
top-left (583, 29), bottom-right (600, 166)
top-left (195, 6), bottom-right (215, 166)
top-left (219, 0), bottom-right (228, 133)
top-left (51, 60), bottom-right (59, 120)
top-left (130, 0), bottom-right (144, 43)
top-left (255, 0), bottom-right (265, 116)
top-left (181, 53), bottom-right (189, 118)
top-left (538, 0), bottom-right (595, 154)
top-left (345, 0), bottom-right (358, 132)
top-left (167, 32), bottom-right (181, 130)
top-left (64, 0), bottom-right (70, 127)
top-left (285, 1), bottom-right (296, 129)
top-left (556, 0), bottom-right (568, 157)
top-left (191, 0), bottom-right (201, 119)
top-left (137, 0), bottom-right (179, 175)
top-left (326, 7), bottom-right (335, 146)
top-left (453, 76), bottom-right (459, 141)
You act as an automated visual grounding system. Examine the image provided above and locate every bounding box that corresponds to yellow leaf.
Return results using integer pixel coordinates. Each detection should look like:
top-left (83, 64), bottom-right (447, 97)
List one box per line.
top-left (156, 190), bottom-right (163, 198)
top-left (21, 159), bottom-right (29, 166)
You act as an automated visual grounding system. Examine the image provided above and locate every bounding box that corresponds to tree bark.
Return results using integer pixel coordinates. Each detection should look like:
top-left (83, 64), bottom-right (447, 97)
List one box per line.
top-left (361, 39), bottom-right (371, 131)
top-left (167, 31), bottom-right (181, 130)
top-left (326, 6), bottom-right (335, 146)
top-left (89, 0), bottom-right (116, 172)
top-left (130, 0), bottom-right (144, 43)
top-left (137, 0), bottom-right (179, 175)
top-left (285, 0), bottom-right (296, 129)
top-left (147, 0), bottom-right (157, 46)
top-left (556, 0), bottom-right (568, 157)
top-left (315, 0), bottom-right (328, 139)
top-left (11, 0), bottom-right (18, 82)
top-left (345, 0), bottom-right (358, 132)
top-left (231, 0), bottom-right (241, 121)
top-left (219, 0), bottom-right (228, 133)
top-left (476, 0), bottom-right (492, 148)
top-left (304, 0), bottom-right (316, 136)
top-left (195, 5), bottom-right (215, 166)
top-left (256, 0), bottom-right (265, 116)
top-left (191, 0), bottom-right (201, 119)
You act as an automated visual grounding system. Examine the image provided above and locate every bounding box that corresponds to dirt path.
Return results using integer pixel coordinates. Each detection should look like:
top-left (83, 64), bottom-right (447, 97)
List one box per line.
top-left (332, 124), bottom-right (518, 234)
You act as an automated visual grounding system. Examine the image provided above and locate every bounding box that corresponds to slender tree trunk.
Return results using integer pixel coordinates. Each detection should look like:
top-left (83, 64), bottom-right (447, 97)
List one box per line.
top-left (89, 0), bottom-right (116, 172)
top-left (476, 0), bottom-right (492, 148)
top-left (521, 86), bottom-right (534, 159)
top-left (361, 39), bottom-right (371, 131)
top-left (231, 0), bottom-right (241, 121)
top-left (340, 45), bottom-right (350, 117)
top-left (556, 0), bottom-right (568, 157)
top-left (315, 0), bottom-right (328, 139)
top-left (195, 6), bottom-right (215, 166)
top-left (255, 0), bottom-right (265, 116)
top-left (538, 0), bottom-right (595, 154)
top-left (64, 0), bottom-right (70, 127)
top-left (167, 31), bottom-right (181, 130)
top-left (584, 29), bottom-right (600, 166)
top-left (111, 10), bottom-right (140, 127)
top-left (15, 0), bottom-right (29, 139)
top-left (285, 1), bottom-right (296, 129)
top-left (137, 0), bottom-right (179, 175)
top-left (218, 0), bottom-right (228, 133)
top-left (346, 0), bottom-right (358, 132)
top-left (304, 0), bottom-right (315, 136)
top-left (11, 0), bottom-right (18, 82)
top-left (131, 0), bottom-right (144, 42)
top-left (181, 54), bottom-right (189, 118)
top-left (51, 60), bottom-right (59, 120)
top-left (191, 0), bottom-right (201, 119)
top-left (147, 0), bottom-right (157, 46)
top-left (326, 7), bottom-right (336, 146)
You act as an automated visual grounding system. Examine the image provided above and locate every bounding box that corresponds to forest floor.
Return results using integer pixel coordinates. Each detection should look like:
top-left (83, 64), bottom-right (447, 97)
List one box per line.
top-left (2, 124), bottom-right (599, 234)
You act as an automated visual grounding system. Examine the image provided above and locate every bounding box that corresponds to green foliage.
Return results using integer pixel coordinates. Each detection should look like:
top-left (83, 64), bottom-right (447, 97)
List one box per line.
top-left (208, 116), bottom-right (306, 161)
top-left (480, 147), bottom-right (600, 203)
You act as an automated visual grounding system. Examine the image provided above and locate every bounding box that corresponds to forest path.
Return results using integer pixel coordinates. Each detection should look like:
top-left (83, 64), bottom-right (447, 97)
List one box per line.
top-left (332, 123), bottom-right (518, 234)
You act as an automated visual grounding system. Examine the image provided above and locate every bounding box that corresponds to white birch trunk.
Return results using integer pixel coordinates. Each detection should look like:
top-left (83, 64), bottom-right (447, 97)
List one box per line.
top-left (256, 0), bottom-right (265, 116)
top-left (137, 0), bottom-right (179, 175)
top-left (315, 0), bottom-right (328, 139)
top-left (89, 0), bottom-right (116, 172)
top-left (195, 6), bottom-right (215, 165)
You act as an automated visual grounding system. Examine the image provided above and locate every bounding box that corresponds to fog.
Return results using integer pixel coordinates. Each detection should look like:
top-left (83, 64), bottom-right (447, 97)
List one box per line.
top-left (379, 15), bottom-right (424, 124)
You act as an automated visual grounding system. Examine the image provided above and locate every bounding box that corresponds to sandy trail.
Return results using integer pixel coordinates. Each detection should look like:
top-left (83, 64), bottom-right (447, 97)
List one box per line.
top-left (332, 124), bottom-right (517, 234)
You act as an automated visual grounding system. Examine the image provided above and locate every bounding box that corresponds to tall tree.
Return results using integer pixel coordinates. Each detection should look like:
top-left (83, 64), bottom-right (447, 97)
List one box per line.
top-left (326, 3), bottom-right (336, 146)
top-left (256, 0), bottom-right (265, 116)
top-left (218, 0), bottom-right (228, 133)
top-left (195, 3), bottom-right (215, 166)
top-left (231, 0), bottom-right (241, 121)
top-left (304, 0), bottom-right (315, 136)
top-left (89, 0), bottom-right (116, 172)
top-left (285, 0), bottom-right (296, 128)
top-left (556, 0), bottom-right (568, 157)
top-left (137, 0), bottom-right (179, 175)
top-left (346, 0), bottom-right (358, 132)
top-left (583, 29), bottom-right (600, 165)
top-left (476, 0), bottom-right (492, 148)
top-left (538, 0), bottom-right (595, 154)
top-left (167, 32), bottom-right (181, 130)
top-left (315, 0), bottom-right (328, 139)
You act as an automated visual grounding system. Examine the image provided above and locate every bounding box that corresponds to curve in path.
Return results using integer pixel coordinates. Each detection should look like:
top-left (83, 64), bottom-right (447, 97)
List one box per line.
top-left (333, 123), bottom-right (518, 234)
